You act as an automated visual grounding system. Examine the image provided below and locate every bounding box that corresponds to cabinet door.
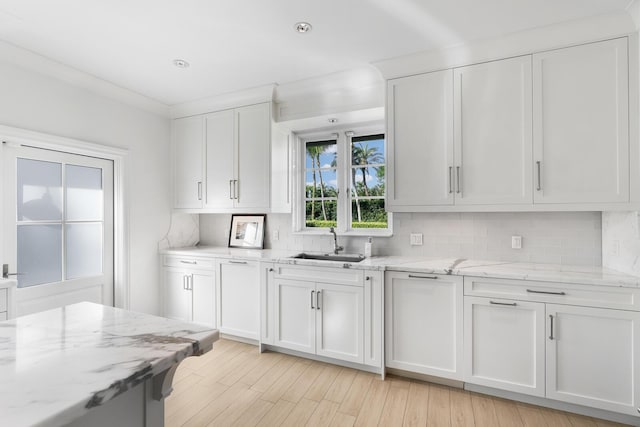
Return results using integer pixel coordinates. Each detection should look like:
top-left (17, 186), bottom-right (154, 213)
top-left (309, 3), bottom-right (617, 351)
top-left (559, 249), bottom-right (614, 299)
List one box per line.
top-left (533, 38), bottom-right (629, 204)
top-left (385, 272), bottom-right (463, 380)
top-left (218, 260), bottom-right (259, 340)
top-left (235, 103), bottom-right (271, 209)
top-left (464, 296), bottom-right (545, 397)
top-left (173, 116), bottom-right (204, 209)
top-left (454, 56), bottom-right (533, 205)
top-left (205, 110), bottom-right (234, 209)
top-left (191, 271), bottom-right (215, 327)
top-left (546, 304), bottom-right (640, 416)
top-left (316, 283), bottom-right (364, 364)
top-left (274, 278), bottom-right (315, 354)
top-left (387, 70), bottom-right (454, 209)
top-left (162, 268), bottom-right (192, 323)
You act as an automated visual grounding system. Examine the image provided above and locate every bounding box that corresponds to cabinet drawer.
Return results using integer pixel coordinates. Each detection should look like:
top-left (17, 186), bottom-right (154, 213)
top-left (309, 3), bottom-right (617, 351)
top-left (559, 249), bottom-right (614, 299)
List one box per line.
top-left (164, 255), bottom-right (215, 270)
top-left (464, 276), bottom-right (640, 311)
top-left (274, 264), bottom-right (364, 287)
top-left (0, 288), bottom-right (6, 313)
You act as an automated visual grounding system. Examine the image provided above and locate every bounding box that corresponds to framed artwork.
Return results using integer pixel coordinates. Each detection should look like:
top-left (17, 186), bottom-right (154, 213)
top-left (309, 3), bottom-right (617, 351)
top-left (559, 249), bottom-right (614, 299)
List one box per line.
top-left (228, 214), bottom-right (266, 249)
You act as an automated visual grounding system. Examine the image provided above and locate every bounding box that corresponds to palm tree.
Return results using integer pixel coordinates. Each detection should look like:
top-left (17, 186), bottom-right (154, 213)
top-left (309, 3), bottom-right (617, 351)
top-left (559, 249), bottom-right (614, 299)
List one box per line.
top-left (353, 143), bottom-right (383, 197)
top-left (306, 145), bottom-right (328, 221)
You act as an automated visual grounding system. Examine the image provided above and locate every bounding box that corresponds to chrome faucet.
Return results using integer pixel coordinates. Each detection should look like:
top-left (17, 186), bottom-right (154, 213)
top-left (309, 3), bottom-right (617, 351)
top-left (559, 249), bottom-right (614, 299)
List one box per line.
top-left (329, 227), bottom-right (344, 255)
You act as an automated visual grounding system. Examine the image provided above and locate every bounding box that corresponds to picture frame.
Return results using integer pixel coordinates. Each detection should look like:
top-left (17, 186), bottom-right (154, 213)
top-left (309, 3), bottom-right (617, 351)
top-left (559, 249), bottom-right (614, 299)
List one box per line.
top-left (228, 214), bottom-right (266, 249)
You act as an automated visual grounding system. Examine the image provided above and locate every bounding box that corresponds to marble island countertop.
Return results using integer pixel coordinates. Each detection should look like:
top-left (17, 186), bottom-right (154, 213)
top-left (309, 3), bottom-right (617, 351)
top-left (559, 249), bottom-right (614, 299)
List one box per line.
top-left (162, 246), bottom-right (640, 288)
top-left (0, 302), bottom-right (219, 427)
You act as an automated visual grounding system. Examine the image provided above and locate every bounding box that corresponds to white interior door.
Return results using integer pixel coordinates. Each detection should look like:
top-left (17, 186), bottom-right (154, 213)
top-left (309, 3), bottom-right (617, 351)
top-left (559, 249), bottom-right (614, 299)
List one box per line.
top-left (3, 145), bottom-right (114, 316)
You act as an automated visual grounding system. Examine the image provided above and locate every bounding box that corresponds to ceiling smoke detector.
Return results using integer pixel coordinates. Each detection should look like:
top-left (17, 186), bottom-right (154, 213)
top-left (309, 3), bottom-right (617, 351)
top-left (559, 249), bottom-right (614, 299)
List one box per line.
top-left (173, 59), bottom-right (190, 68)
top-left (328, 118), bottom-right (338, 123)
top-left (294, 22), bottom-right (312, 33)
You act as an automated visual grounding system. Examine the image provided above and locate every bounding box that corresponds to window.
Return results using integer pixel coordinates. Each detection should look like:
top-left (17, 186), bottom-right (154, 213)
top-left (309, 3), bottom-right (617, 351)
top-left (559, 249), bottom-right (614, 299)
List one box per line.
top-left (297, 127), bottom-right (389, 234)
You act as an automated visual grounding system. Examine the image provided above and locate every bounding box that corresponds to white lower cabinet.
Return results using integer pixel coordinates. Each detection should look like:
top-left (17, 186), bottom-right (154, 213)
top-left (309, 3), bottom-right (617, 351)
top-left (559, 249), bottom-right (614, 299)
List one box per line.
top-left (546, 304), bottom-right (640, 416)
top-left (217, 259), bottom-right (259, 340)
top-left (464, 276), bottom-right (640, 418)
top-left (385, 272), bottom-right (463, 380)
top-left (267, 264), bottom-right (382, 368)
top-left (162, 257), bottom-right (215, 327)
top-left (464, 296), bottom-right (545, 396)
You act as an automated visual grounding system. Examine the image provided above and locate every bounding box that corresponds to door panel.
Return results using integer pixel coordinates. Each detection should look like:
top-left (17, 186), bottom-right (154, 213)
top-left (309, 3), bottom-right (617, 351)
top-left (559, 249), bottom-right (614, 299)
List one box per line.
top-left (4, 145), bottom-right (114, 316)
top-left (205, 110), bottom-right (234, 209)
top-left (162, 269), bottom-right (191, 323)
top-left (173, 115), bottom-right (204, 209)
top-left (274, 279), bottom-right (315, 354)
top-left (192, 272), bottom-right (215, 327)
top-left (316, 282), bottom-right (363, 363)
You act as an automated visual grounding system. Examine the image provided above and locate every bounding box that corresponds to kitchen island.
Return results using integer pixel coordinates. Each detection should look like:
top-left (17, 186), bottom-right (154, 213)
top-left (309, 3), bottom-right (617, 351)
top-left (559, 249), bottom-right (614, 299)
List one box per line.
top-left (0, 301), bottom-right (219, 427)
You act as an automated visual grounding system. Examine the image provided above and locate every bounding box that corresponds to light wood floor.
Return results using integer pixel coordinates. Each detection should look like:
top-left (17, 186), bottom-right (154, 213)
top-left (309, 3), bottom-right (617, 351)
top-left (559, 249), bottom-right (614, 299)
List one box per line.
top-left (166, 339), bottom-right (629, 427)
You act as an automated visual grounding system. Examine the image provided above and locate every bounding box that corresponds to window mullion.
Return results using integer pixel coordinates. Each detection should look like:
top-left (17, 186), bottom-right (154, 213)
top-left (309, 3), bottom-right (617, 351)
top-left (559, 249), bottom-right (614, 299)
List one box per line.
top-left (337, 132), bottom-right (349, 233)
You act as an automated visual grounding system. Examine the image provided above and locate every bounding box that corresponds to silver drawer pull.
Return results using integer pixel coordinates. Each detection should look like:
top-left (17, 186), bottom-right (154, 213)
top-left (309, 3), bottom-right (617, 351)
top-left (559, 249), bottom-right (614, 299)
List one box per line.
top-left (229, 260), bottom-right (248, 265)
top-left (549, 314), bottom-right (555, 340)
top-left (180, 260), bottom-right (197, 265)
top-left (311, 290), bottom-right (315, 309)
top-left (408, 274), bottom-right (438, 280)
top-left (490, 301), bottom-right (517, 307)
top-left (526, 289), bottom-right (566, 296)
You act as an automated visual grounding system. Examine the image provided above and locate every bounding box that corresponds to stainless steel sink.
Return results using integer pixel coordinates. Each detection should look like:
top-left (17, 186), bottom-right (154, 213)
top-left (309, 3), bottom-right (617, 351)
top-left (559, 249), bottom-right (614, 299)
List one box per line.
top-left (291, 253), bottom-right (365, 263)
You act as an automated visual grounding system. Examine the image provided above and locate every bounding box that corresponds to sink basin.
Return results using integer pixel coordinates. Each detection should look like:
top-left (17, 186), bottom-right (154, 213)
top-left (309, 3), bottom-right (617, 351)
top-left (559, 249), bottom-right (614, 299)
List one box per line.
top-left (291, 253), bottom-right (365, 263)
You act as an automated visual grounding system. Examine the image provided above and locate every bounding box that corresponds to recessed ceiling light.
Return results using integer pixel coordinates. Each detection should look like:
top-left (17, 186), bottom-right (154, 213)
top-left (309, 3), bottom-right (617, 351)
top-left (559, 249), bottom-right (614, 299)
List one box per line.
top-left (173, 59), bottom-right (190, 68)
top-left (294, 22), bottom-right (312, 33)
top-left (328, 118), bottom-right (338, 123)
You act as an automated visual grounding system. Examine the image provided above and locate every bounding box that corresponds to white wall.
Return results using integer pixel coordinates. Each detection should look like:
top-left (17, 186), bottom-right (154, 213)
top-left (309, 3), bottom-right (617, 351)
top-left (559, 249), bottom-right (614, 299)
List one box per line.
top-left (200, 211), bottom-right (602, 266)
top-left (0, 60), bottom-right (171, 315)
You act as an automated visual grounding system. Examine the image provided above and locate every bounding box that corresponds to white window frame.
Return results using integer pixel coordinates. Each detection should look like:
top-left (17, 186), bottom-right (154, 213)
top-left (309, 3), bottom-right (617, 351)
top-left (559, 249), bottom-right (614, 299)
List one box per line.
top-left (292, 123), bottom-right (392, 236)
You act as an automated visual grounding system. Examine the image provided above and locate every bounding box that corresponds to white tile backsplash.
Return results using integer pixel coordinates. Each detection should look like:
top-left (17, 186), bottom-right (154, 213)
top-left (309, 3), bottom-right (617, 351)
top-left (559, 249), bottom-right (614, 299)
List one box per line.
top-left (199, 211), bottom-right (602, 266)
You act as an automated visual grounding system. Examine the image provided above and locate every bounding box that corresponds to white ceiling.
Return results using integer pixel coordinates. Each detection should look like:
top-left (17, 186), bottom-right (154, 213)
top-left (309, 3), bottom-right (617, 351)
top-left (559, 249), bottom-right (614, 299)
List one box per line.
top-left (0, 0), bottom-right (633, 106)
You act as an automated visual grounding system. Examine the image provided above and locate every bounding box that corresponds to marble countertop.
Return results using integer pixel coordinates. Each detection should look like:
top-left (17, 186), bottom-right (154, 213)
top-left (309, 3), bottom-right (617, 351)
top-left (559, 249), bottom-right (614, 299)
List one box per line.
top-left (162, 246), bottom-right (640, 288)
top-left (0, 302), bottom-right (219, 427)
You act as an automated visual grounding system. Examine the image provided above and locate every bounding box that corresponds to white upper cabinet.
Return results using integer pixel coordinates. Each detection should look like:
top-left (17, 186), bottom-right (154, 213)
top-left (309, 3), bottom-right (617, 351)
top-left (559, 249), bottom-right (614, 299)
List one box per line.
top-left (174, 102), bottom-right (273, 212)
top-left (235, 103), bottom-right (271, 209)
top-left (204, 109), bottom-right (235, 210)
top-left (387, 70), bottom-right (454, 208)
top-left (454, 56), bottom-right (533, 205)
top-left (533, 38), bottom-right (629, 204)
top-left (172, 116), bottom-right (204, 209)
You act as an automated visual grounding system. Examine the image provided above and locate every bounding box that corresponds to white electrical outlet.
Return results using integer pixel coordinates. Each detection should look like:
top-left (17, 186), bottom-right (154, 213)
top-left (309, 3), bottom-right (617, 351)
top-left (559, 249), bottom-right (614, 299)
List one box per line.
top-left (273, 229), bottom-right (279, 241)
top-left (511, 235), bottom-right (522, 249)
top-left (410, 233), bottom-right (423, 246)
top-left (612, 240), bottom-right (620, 257)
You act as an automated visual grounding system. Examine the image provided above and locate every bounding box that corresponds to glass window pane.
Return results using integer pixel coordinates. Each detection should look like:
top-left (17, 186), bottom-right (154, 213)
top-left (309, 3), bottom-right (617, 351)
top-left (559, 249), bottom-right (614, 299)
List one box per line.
top-left (65, 223), bottom-right (103, 280)
top-left (305, 140), bottom-right (337, 170)
top-left (351, 135), bottom-right (385, 166)
top-left (351, 166), bottom-right (385, 197)
top-left (17, 224), bottom-right (62, 287)
top-left (17, 158), bottom-right (62, 221)
top-left (305, 170), bottom-right (338, 198)
top-left (305, 200), bottom-right (337, 228)
top-left (351, 199), bottom-right (387, 229)
top-left (66, 164), bottom-right (103, 221)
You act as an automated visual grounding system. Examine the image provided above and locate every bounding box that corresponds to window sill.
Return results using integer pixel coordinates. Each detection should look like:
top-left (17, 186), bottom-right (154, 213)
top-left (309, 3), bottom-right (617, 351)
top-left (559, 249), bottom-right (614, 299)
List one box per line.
top-left (292, 229), bottom-right (393, 238)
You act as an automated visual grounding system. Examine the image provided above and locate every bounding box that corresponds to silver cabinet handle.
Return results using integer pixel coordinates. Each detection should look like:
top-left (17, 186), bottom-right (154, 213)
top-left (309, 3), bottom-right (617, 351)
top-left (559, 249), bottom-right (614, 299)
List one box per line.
top-left (490, 301), bottom-right (517, 307)
top-left (365, 276), bottom-right (371, 281)
top-left (189, 275), bottom-right (194, 290)
top-left (229, 260), bottom-right (248, 265)
top-left (311, 290), bottom-right (315, 309)
top-left (549, 314), bottom-right (554, 340)
top-left (526, 289), bottom-right (566, 296)
top-left (234, 179), bottom-right (239, 200)
top-left (229, 180), bottom-right (234, 199)
top-left (448, 166), bottom-right (453, 194)
top-left (197, 181), bottom-right (202, 200)
top-left (180, 260), bottom-right (197, 264)
top-left (408, 274), bottom-right (438, 280)
top-left (456, 166), bottom-right (461, 194)
top-left (182, 275), bottom-right (187, 290)
top-left (536, 161), bottom-right (542, 191)
top-left (316, 291), bottom-right (321, 310)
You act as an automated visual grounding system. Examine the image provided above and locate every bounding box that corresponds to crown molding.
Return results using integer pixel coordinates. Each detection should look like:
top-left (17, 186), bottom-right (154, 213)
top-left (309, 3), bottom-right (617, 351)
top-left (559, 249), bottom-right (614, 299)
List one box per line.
top-left (0, 40), bottom-right (170, 117)
top-left (373, 11), bottom-right (637, 79)
top-left (169, 84), bottom-right (276, 119)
